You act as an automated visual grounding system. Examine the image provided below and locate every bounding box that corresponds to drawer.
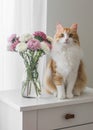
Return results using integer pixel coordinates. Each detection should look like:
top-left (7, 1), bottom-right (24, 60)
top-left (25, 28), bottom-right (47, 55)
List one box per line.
top-left (38, 103), bottom-right (93, 130)
top-left (60, 123), bottom-right (93, 130)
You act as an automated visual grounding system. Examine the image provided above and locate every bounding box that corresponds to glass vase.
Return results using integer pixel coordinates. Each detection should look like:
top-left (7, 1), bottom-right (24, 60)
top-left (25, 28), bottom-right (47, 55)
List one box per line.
top-left (21, 68), bottom-right (41, 98)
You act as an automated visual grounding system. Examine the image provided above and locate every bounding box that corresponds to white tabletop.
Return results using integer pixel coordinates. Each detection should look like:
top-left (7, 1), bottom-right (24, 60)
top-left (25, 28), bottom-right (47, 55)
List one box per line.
top-left (0, 87), bottom-right (93, 112)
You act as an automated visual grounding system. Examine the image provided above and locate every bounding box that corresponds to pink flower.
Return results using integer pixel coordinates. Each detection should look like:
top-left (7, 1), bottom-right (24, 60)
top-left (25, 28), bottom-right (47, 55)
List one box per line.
top-left (8, 34), bottom-right (16, 43)
top-left (27, 39), bottom-right (41, 50)
top-left (33, 31), bottom-right (47, 41)
top-left (8, 34), bottom-right (20, 51)
top-left (8, 34), bottom-right (19, 43)
top-left (8, 41), bottom-right (19, 51)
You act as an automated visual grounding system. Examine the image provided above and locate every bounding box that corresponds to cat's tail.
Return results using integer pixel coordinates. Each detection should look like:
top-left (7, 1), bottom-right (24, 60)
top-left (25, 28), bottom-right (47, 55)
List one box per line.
top-left (44, 59), bottom-right (56, 94)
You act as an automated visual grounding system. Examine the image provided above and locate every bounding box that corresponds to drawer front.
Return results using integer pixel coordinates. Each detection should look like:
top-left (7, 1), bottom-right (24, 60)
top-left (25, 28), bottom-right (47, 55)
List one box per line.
top-left (60, 123), bottom-right (93, 130)
top-left (38, 103), bottom-right (93, 130)
top-left (22, 111), bottom-right (37, 130)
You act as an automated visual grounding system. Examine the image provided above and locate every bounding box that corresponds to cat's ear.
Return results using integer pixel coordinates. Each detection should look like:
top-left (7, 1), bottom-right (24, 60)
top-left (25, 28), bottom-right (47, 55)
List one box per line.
top-left (70, 24), bottom-right (78, 32)
top-left (56, 24), bottom-right (63, 32)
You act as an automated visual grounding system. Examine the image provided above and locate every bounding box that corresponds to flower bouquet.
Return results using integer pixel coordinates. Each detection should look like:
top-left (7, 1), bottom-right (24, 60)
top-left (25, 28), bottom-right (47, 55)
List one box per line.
top-left (7, 32), bottom-right (52, 98)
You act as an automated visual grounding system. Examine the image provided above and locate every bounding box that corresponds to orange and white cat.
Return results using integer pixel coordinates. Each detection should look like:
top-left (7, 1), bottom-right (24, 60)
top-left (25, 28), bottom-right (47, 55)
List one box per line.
top-left (45, 24), bottom-right (87, 99)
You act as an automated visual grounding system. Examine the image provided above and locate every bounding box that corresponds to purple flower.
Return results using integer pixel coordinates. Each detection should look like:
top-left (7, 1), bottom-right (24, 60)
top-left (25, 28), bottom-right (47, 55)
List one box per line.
top-left (33, 31), bottom-right (47, 41)
top-left (27, 39), bottom-right (41, 50)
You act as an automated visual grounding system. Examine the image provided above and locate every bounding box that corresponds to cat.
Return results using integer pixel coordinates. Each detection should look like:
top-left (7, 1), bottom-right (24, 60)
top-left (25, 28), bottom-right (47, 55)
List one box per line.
top-left (45, 23), bottom-right (87, 99)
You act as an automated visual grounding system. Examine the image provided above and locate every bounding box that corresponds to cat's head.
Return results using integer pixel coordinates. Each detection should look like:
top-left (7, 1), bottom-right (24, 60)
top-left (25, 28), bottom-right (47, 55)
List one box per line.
top-left (54, 24), bottom-right (80, 47)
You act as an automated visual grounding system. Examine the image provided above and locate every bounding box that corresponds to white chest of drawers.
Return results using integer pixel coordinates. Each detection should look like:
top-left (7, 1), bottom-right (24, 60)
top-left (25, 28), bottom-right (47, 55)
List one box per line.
top-left (0, 87), bottom-right (93, 130)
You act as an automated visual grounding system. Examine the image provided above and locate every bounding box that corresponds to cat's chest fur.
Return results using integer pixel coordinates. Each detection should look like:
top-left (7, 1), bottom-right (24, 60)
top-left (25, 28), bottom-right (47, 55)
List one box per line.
top-left (51, 46), bottom-right (82, 77)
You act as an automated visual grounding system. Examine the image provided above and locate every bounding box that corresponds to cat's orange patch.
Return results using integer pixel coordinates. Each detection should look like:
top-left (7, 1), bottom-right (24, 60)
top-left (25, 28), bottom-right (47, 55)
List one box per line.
top-left (54, 27), bottom-right (80, 46)
top-left (45, 59), bottom-right (64, 93)
top-left (74, 60), bottom-right (87, 94)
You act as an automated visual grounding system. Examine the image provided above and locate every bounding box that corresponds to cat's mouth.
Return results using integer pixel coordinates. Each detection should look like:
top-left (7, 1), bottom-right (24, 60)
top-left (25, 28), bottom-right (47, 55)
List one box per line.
top-left (64, 41), bottom-right (70, 44)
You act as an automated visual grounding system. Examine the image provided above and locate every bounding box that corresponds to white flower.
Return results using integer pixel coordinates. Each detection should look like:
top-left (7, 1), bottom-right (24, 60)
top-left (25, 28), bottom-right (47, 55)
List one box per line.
top-left (16, 42), bottom-right (27, 52)
top-left (47, 36), bottom-right (53, 42)
top-left (19, 34), bottom-right (32, 42)
top-left (40, 42), bottom-right (50, 54)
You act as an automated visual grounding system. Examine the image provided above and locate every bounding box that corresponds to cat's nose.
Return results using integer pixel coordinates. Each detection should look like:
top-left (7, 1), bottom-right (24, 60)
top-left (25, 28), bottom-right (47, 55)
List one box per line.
top-left (65, 38), bottom-right (69, 42)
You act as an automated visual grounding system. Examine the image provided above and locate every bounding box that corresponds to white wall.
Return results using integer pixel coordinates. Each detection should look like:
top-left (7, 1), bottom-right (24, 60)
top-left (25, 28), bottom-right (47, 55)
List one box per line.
top-left (47, 0), bottom-right (93, 87)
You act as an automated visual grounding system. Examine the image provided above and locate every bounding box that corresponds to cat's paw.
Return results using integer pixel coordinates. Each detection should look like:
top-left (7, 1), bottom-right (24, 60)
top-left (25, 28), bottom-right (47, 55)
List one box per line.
top-left (73, 90), bottom-right (80, 96)
top-left (53, 91), bottom-right (57, 97)
top-left (67, 93), bottom-right (74, 99)
top-left (57, 94), bottom-right (66, 100)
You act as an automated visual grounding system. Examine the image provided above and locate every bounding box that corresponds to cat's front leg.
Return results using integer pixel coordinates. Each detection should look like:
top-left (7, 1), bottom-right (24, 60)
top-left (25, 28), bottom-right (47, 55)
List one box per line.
top-left (67, 73), bottom-right (77, 99)
top-left (56, 85), bottom-right (66, 99)
top-left (54, 72), bottom-right (66, 99)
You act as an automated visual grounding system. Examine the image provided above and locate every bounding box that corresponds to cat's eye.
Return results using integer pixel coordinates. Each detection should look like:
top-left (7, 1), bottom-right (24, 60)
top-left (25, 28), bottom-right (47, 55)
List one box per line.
top-left (60, 33), bottom-right (64, 37)
top-left (69, 33), bottom-right (73, 37)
